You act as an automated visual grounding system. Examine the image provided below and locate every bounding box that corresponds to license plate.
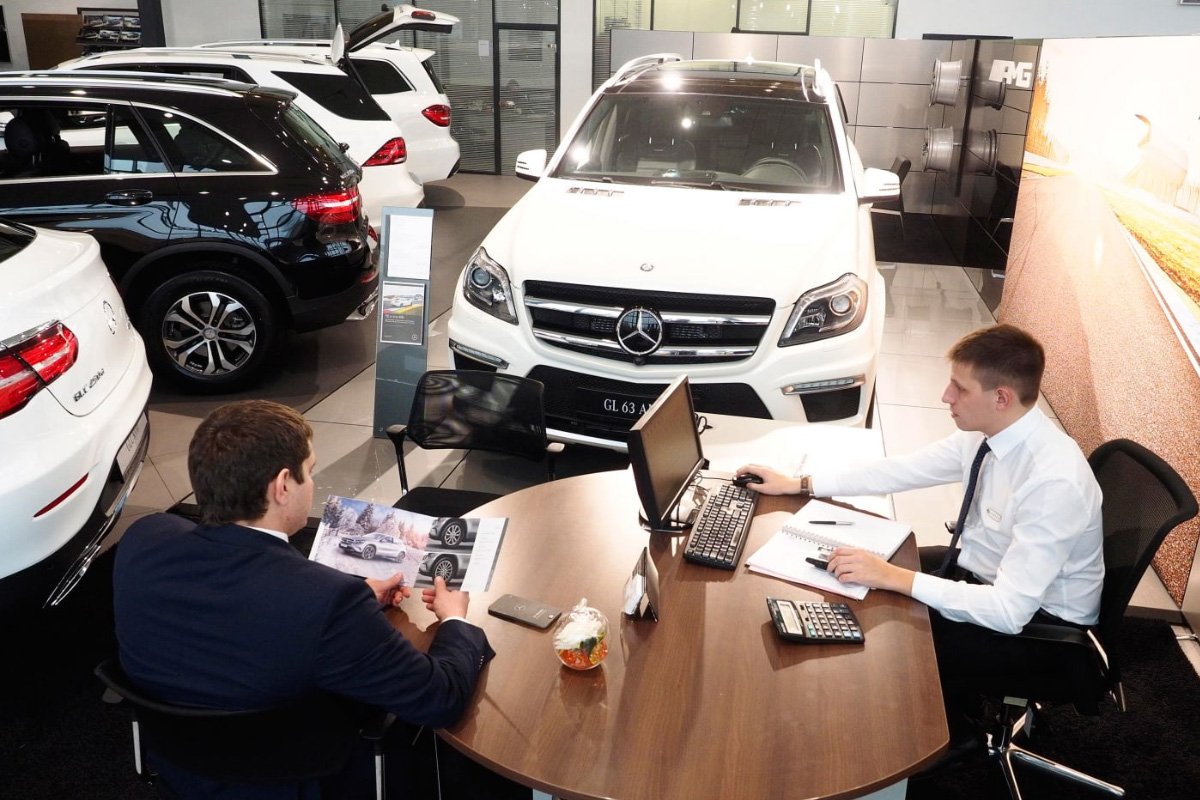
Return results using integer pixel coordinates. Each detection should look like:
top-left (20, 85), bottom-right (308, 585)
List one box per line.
top-left (576, 387), bottom-right (658, 421)
top-left (116, 411), bottom-right (148, 480)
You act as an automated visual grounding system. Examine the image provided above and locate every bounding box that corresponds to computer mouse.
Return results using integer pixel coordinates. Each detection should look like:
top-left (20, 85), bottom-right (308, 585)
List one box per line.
top-left (733, 472), bottom-right (764, 487)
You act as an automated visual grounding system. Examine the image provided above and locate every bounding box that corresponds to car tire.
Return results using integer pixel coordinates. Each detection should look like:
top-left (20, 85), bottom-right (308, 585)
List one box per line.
top-left (140, 269), bottom-right (280, 393)
top-left (440, 519), bottom-right (467, 547)
top-left (362, 545), bottom-right (377, 560)
top-left (431, 555), bottom-right (456, 582)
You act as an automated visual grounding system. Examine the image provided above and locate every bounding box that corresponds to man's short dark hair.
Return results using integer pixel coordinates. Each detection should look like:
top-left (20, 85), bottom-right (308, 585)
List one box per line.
top-left (947, 323), bottom-right (1045, 406)
top-left (188, 400), bottom-right (313, 526)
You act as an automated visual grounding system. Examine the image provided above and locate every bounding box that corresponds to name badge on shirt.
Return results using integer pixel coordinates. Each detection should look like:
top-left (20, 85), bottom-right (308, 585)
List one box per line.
top-left (986, 507), bottom-right (1002, 523)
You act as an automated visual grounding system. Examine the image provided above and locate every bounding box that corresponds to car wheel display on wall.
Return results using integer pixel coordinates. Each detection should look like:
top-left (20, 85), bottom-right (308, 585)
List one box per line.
top-left (141, 269), bottom-right (279, 392)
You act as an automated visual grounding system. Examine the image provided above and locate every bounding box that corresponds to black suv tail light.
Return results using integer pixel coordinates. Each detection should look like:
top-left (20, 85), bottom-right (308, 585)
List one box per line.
top-left (363, 138), bottom-right (407, 166)
top-left (291, 187), bottom-right (362, 225)
top-left (0, 323), bottom-right (79, 420)
top-left (422, 105), bottom-right (451, 128)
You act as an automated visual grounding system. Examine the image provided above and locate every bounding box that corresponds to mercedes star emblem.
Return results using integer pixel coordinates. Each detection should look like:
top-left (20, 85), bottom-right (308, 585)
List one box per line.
top-left (102, 300), bottom-right (118, 335)
top-left (616, 307), bottom-right (664, 356)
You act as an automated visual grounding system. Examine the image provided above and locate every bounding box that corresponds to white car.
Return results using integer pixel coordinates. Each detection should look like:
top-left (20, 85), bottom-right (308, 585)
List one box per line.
top-left (55, 47), bottom-right (422, 221)
top-left (198, 5), bottom-right (461, 185)
top-left (0, 220), bottom-right (152, 611)
top-left (448, 56), bottom-right (899, 450)
top-left (338, 532), bottom-right (408, 562)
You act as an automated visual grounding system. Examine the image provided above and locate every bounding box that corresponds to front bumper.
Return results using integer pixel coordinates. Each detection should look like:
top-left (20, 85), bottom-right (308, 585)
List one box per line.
top-left (448, 271), bottom-right (884, 449)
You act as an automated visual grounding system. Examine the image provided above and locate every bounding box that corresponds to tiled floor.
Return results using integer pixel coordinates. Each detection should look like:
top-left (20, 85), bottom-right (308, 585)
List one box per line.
top-left (113, 173), bottom-right (1186, 631)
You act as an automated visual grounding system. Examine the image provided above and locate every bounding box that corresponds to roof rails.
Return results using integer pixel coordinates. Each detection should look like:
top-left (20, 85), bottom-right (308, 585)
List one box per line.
top-left (610, 53), bottom-right (683, 84)
top-left (0, 69), bottom-right (265, 98)
top-left (74, 47), bottom-right (327, 67)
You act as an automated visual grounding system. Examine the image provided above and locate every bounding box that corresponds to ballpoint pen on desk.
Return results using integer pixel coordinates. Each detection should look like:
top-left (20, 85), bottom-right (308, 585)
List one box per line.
top-left (810, 520), bottom-right (853, 526)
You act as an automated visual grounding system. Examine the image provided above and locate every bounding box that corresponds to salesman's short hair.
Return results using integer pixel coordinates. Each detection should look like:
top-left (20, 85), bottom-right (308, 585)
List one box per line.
top-left (187, 400), bottom-right (313, 526)
top-left (948, 324), bottom-right (1045, 406)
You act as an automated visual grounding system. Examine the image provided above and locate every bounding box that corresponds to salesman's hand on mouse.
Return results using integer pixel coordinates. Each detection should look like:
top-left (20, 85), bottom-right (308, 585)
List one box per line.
top-left (366, 572), bottom-right (411, 608)
top-left (734, 464), bottom-right (801, 495)
top-left (423, 576), bottom-right (470, 621)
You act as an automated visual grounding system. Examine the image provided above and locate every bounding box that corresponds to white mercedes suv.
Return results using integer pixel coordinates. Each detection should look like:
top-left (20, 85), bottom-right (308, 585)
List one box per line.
top-left (448, 56), bottom-right (898, 449)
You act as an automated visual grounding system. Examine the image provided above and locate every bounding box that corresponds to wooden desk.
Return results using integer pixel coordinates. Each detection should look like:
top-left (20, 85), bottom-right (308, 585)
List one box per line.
top-left (394, 470), bottom-right (947, 800)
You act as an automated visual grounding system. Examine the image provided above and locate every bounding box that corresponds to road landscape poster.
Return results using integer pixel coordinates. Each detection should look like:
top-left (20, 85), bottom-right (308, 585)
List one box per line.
top-left (1000, 36), bottom-right (1200, 602)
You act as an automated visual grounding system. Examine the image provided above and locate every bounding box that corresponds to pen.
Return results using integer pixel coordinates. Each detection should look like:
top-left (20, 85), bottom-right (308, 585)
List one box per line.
top-left (805, 556), bottom-right (831, 571)
top-left (810, 520), bottom-right (853, 526)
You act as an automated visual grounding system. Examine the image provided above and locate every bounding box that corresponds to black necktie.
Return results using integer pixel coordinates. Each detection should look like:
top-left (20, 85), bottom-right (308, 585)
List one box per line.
top-left (935, 439), bottom-right (991, 577)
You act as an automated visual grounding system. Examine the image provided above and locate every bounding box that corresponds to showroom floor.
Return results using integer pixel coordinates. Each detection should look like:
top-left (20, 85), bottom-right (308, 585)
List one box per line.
top-left (115, 171), bottom-right (1187, 635)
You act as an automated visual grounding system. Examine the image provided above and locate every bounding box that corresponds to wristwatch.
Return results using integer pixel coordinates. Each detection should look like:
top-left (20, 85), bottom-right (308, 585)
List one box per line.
top-left (798, 474), bottom-right (813, 496)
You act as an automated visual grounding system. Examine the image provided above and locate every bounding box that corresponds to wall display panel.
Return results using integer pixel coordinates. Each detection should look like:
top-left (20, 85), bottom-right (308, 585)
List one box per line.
top-left (1000, 36), bottom-right (1200, 606)
top-left (774, 34), bottom-right (864, 83)
top-left (691, 32), bottom-right (778, 62)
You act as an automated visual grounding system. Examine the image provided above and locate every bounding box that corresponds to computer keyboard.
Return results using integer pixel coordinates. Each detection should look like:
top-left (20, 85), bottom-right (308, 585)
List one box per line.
top-left (683, 482), bottom-right (758, 569)
top-left (767, 598), bottom-right (865, 644)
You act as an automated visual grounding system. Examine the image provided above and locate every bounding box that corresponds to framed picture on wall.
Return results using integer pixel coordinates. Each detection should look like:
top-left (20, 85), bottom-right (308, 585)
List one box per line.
top-left (77, 7), bottom-right (140, 51)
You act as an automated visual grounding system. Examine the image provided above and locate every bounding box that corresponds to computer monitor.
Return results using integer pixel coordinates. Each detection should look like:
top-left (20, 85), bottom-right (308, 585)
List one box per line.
top-left (628, 375), bottom-right (706, 533)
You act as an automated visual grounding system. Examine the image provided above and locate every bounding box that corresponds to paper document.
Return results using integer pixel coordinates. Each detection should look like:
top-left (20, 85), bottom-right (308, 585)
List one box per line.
top-left (308, 496), bottom-right (507, 592)
top-left (745, 500), bottom-right (912, 600)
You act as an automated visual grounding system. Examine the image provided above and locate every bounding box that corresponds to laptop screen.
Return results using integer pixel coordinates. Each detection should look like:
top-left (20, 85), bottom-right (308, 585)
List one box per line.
top-left (628, 375), bottom-right (704, 531)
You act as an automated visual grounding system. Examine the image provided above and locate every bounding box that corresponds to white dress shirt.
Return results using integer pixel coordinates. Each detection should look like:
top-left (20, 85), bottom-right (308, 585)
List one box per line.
top-left (813, 407), bottom-right (1104, 633)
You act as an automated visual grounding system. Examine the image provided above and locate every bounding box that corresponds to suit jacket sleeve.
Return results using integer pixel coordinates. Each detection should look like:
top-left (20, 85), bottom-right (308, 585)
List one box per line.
top-left (311, 578), bottom-right (494, 728)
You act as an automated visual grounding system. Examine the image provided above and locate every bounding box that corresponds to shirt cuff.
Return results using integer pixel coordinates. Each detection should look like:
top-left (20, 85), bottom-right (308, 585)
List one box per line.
top-left (910, 571), bottom-right (947, 611)
top-left (440, 616), bottom-right (472, 626)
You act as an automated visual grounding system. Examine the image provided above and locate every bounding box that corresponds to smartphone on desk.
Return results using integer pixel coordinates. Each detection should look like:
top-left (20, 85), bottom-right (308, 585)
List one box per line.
top-left (488, 594), bottom-right (562, 629)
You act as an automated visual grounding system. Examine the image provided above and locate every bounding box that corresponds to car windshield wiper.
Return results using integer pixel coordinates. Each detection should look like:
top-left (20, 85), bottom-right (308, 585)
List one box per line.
top-left (565, 174), bottom-right (615, 183)
top-left (649, 179), bottom-right (748, 191)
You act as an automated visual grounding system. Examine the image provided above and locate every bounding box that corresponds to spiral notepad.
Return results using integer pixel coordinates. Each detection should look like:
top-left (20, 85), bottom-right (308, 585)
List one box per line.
top-left (746, 500), bottom-right (911, 600)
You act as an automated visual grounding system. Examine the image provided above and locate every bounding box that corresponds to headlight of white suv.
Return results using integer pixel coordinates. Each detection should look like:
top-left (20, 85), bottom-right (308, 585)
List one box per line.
top-left (462, 246), bottom-right (518, 324)
top-left (779, 273), bottom-right (868, 347)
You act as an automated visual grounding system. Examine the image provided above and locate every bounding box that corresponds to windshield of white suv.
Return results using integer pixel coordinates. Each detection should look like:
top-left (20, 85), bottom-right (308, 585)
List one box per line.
top-left (552, 92), bottom-right (840, 193)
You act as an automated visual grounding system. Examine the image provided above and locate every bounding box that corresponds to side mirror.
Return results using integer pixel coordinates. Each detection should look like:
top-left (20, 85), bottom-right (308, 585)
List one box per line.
top-left (859, 167), bottom-right (900, 205)
top-left (514, 149), bottom-right (547, 182)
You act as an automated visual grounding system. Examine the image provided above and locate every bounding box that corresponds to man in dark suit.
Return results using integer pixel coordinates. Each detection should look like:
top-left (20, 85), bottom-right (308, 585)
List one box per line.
top-left (113, 399), bottom-right (523, 798)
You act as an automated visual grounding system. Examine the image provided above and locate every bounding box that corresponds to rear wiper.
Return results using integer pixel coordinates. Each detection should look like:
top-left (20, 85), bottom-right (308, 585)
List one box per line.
top-left (568, 175), bottom-right (615, 183)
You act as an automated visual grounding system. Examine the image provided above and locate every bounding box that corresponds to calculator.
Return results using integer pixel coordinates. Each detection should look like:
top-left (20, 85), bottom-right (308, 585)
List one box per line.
top-left (766, 597), bottom-right (864, 644)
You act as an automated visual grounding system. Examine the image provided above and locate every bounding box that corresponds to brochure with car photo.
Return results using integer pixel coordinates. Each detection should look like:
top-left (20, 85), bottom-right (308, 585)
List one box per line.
top-left (308, 496), bottom-right (507, 592)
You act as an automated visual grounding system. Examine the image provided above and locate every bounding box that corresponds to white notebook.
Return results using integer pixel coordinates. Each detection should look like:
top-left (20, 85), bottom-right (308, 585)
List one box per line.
top-left (746, 500), bottom-right (912, 600)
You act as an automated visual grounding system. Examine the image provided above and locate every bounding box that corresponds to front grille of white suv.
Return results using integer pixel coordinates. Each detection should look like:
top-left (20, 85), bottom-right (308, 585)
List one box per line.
top-left (523, 281), bottom-right (774, 365)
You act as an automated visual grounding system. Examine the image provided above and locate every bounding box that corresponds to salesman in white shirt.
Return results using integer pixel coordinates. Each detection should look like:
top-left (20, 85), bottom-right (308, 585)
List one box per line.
top-left (740, 324), bottom-right (1103, 755)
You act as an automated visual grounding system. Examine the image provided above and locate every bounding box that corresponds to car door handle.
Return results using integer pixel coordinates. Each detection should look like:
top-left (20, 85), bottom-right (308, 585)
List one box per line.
top-left (105, 189), bottom-right (154, 206)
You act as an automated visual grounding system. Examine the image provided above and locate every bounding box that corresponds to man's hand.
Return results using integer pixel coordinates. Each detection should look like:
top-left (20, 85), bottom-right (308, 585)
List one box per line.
top-left (422, 576), bottom-right (469, 621)
top-left (734, 463), bottom-right (802, 496)
top-left (827, 547), bottom-right (916, 596)
top-left (365, 572), bottom-right (411, 608)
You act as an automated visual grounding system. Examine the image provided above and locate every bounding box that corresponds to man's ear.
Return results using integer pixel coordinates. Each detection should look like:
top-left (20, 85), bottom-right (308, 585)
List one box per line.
top-left (265, 467), bottom-right (292, 506)
top-left (994, 385), bottom-right (1016, 411)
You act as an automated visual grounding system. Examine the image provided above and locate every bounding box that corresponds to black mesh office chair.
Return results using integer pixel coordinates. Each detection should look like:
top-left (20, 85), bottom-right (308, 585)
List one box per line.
top-left (386, 370), bottom-right (562, 519)
top-left (95, 657), bottom-right (394, 799)
top-left (980, 438), bottom-right (1197, 799)
top-left (872, 156), bottom-right (911, 237)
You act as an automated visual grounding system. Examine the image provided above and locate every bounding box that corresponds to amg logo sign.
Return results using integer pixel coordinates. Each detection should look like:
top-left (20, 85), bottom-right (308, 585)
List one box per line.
top-left (989, 60), bottom-right (1033, 88)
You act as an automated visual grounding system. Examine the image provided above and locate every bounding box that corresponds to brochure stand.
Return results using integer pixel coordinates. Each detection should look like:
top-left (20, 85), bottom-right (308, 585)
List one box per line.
top-left (373, 208), bottom-right (434, 438)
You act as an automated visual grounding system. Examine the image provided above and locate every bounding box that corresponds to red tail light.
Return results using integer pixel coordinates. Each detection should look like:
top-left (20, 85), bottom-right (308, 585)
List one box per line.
top-left (363, 137), bottom-right (407, 166)
top-left (0, 322), bottom-right (79, 420)
top-left (422, 105), bottom-right (451, 128)
top-left (291, 187), bottom-right (362, 225)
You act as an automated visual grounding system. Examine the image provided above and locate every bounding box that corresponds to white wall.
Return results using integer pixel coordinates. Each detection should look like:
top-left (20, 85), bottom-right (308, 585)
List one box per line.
top-left (0, 0), bottom-right (136, 69)
top-left (895, 0), bottom-right (1200, 39)
top-left (161, 0), bottom-right (260, 46)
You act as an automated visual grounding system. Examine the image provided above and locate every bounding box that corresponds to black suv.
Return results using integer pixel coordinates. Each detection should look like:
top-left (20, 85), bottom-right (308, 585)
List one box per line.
top-left (0, 72), bottom-right (377, 391)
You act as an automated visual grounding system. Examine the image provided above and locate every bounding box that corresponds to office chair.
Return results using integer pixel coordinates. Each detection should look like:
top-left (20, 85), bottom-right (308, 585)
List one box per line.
top-left (95, 657), bottom-right (393, 799)
top-left (386, 370), bottom-right (562, 518)
top-left (871, 156), bottom-right (911, 237)
top-left (980, 438), bottom-right (1198, 799)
